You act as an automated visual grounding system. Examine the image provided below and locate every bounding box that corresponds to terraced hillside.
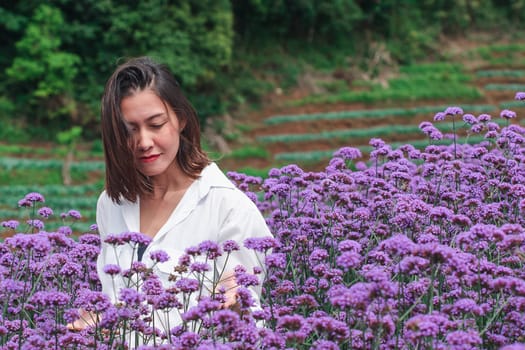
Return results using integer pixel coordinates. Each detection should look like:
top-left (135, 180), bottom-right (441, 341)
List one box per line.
top-left (217, 42), bottom-right (525, 173)
top-left (2, 40), bottom-right (525, 235)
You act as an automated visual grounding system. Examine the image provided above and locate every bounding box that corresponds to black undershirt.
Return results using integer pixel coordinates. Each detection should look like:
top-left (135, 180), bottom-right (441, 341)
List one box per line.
top-left (137, 243), bottom-right (148, 261)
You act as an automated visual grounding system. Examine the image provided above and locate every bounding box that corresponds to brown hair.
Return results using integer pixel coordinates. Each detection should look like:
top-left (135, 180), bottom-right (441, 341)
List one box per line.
top-left (100, 56), bottom-right (210, 203)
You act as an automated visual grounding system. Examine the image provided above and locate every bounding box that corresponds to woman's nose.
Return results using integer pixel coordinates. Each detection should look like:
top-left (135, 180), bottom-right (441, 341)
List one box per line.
top-left (137, 129), bottom-right (153, 151)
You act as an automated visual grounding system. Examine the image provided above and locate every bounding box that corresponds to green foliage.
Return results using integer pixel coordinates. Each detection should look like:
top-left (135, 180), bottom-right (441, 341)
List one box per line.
top-left (57, 126), bottom-right (82, 146)
top-left (1, 0), bottom-right (234, 135)
top-left (290, 61), bottom-right (482, 107)
top-left (257, 119), bottom-right (507, 144)
top-left (227, 146), bottom-right (269, 160)
top-left (1, 1), bottom-right (525, 145)
top-left (234, 166), bottom-right (270, 179)
top-left (476, 69), bottom-right (525, 78)
top-left (232, 0), bottom-right (363, 42)
top-left (0, 157), bottom-right (104, 172)
top-left (5, 4), bottom-right (80, 126)
top-left (102, 0), bottom-right (232, 87)
top-left (0, 167), bottom-right (89, 186)
top-left (265, 104), bottom-right (496, 125)
top-left (274, 135), bottom-right (488, 162)
top-left (484, 83), bottom-right (525, 91)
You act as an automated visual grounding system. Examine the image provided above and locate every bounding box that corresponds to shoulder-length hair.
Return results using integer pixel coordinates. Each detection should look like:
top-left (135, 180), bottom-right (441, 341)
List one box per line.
top-left (100, 56), bottom-right (210, 204)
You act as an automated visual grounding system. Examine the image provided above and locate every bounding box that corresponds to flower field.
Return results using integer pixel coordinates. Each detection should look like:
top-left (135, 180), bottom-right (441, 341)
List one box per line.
top-left (2, 93), bottom-right (525, 348)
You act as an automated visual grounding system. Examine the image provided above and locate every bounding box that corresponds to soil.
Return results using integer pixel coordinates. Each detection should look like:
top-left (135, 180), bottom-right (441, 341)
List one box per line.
top-left (218, 73), bottom-right (525, 173)
top-left (211, 33), bottom-right (525, 172)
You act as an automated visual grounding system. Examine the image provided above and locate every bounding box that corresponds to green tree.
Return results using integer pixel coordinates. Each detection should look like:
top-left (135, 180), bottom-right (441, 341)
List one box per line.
top-left (6, 4), bottom-right (80, 127)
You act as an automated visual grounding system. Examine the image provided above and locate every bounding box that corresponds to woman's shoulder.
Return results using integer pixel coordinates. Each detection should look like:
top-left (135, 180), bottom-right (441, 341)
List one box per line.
top-left (96, 190), bottom-right (132, 211)
top-left (200, 164), bottom-right (259, 208)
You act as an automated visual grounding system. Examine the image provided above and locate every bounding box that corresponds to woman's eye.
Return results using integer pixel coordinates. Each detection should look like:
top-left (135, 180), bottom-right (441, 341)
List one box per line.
top-left (151, 123), bottom-right (165, 129)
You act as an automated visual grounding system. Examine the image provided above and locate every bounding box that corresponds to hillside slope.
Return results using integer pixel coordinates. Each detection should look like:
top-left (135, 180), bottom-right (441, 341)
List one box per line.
top-left (217, 37), bottom-right (525, 174)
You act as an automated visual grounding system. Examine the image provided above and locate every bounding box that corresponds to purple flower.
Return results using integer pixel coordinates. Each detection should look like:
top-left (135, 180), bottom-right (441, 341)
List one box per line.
top-left (118, 288), bottom-right (145, 305)
top-left (75, 289), bottom-right (112, 313)
top-left (369, 138), bottom-right (386, 148)
top-left (1, 220), bottom-right (19, 230)
top-left (280, 164), bottom-right (304, 176)
top-left (30, 291), bottom-right (70, 307)
top-left (445, 106), bottom-right (464, 116)
top-left (515, 92), bottom-right (525, 100)
top-left (18, 198), bottom-right (33, 207)
top-left (190, 262), bottom-right (210, 273)
top-left (118, 231), bottom-right (152, 246)
top-left (24, 192), bottom-right (45, 203)
top-left (149, 250), bottom-right (170, 263)
top-left (103, 264), bottom-right (121, 275)
top-left (222, 240), bottom-right (240, 252)
top-left (478, 113), bottom-right (492, 122)
top-left (336, 251), bottom-right (362, 270)
top-left (276, 314), bottom-right (311, 343)
top-left (311, 340), bottom-right (340, 349)
top-left (66, 209), bottom-right (82, 220)
top-left (501, 109), bottom-right (517, 119)
top-left (328, 283), bottom-right (373, 310)
top-left (265, 253), bottom-right (287, 269)
top-left (175, 278), bottom-right (200, 293)
top-left (26, 219), bottom-right (44, 230)
top-left (333, 146), bottom-right (362, 160)
top-left (37, 207), bottom-right (53, 218)
top-left (244, 236), bottom-right (279, 252)
top-left (58, 225), bottom-right (72, 236)
top-left (470, 123), bottom-right (484, 134)
top-left (450, 298), bottom-right (482, 316)
top-left (434, 112), bottom-right (446, 121)
top-left (309, 316), bottom-right (349, 342)
top-left (445, 329), bottom-right (482, 347)
top-left (198, 240), bottom-right (222, 259)
top-left (234, 269), bottom-right (260, 287)
top-left (462, 113), bottom-right (478, 124)
top-left (502, 344), bottom-right (525, 350)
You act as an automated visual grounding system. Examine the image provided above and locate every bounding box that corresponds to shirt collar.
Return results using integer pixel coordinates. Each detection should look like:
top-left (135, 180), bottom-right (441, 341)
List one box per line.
top-left (196, 162), bottom-right (236, 200)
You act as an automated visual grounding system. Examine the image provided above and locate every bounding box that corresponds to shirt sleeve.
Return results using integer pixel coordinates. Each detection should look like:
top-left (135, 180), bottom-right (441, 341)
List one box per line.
top-left (215, 192), bottom-right (273, 310)
top-left (95, 192), bottom-right (118, 304)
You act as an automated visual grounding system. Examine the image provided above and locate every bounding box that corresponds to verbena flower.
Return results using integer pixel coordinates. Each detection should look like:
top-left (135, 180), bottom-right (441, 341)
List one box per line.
top-left (515, 92), bottom-right (525, 100)
top-left (501, 109), bottom-right (517, 119)
top-left (1, 220), bottom-right (19, 230)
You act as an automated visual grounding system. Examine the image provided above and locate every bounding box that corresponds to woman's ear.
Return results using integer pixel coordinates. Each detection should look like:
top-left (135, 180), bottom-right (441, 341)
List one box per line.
top-left (178, 115), bottom-right (187, 132)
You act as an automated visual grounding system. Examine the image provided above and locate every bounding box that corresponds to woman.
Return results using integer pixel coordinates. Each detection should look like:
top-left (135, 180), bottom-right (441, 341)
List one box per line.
top-left (71, 57), bottom-right (272, 344)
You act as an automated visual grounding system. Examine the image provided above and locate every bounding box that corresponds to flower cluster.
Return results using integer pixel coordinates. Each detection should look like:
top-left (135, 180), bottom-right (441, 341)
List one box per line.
top-left (2, 101), bottom-right (525, 349)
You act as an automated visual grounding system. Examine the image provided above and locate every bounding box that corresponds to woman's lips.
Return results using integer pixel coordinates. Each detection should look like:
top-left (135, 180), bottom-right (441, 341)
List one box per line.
top-left (140, 154), bottom-right (160, 163)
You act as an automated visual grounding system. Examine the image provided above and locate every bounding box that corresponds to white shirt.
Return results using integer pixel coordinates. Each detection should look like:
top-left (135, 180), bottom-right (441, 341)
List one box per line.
top-left (96, 162), bottom-right (272, 338)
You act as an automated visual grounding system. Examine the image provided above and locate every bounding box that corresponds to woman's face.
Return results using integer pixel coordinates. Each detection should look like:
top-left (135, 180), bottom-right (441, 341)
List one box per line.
top-left (120, 89), bottom-right (183, 178)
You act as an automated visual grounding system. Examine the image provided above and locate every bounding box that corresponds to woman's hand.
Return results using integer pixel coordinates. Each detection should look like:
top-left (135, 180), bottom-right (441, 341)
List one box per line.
top-left (217, 272), bottom-right (240, 311)
top-left (66, 309), bottom-right (99, 331)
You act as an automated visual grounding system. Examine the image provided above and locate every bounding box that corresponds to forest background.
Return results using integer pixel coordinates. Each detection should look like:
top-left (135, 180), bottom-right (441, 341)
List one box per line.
top-left (1, 0), bottom-right (525, 231)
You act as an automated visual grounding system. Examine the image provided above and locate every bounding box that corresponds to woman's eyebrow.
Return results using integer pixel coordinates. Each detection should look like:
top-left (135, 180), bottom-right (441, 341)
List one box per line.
top-left (145, 113), bottom-right (166, 121)
top-left (126, 113), bottom-right (166, 126)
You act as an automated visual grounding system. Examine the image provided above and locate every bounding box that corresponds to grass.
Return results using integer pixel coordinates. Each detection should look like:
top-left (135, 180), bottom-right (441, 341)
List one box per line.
top-left (293, 82), bottom-right (482, 107)
top-left (258, 119), bottom-right (508, 144)
top-left (484, 83), bottom-right (525, 91)
top-left (264, 104), bottom-right (497, 125)
top-left (289, 62), bottom-right (483, 107)
top-left (225, 146), bottom-right (270, 160)
top-left (274, 135), bottom-right (488, 162)
top-left (476, 69), bottom-right (525, 78)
